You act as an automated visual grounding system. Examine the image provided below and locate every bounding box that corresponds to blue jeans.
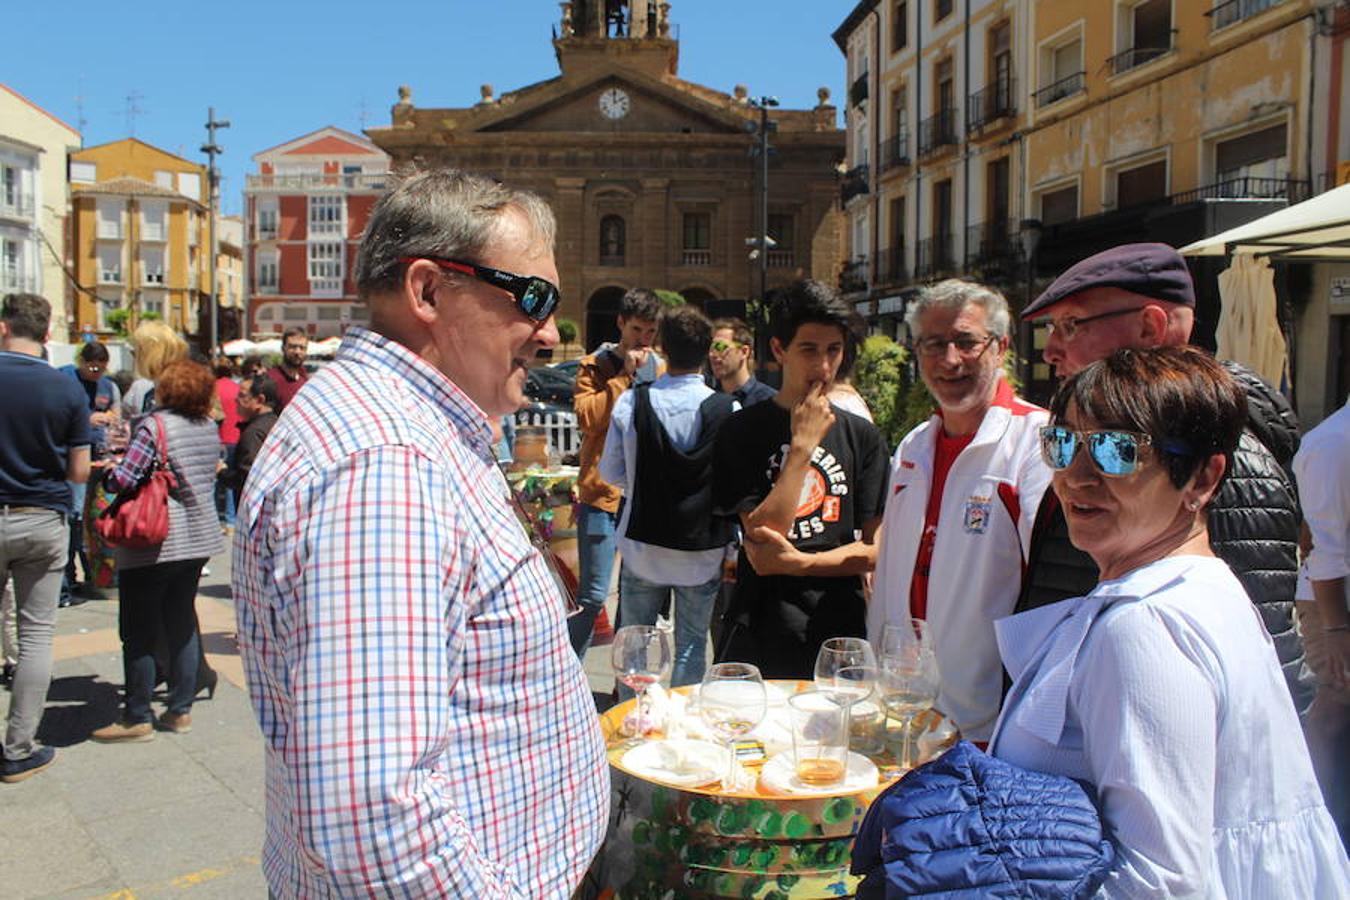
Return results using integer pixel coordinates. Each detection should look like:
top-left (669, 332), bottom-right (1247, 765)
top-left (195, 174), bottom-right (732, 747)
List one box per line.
top-left (568, 503), bottom-right (618, 656)
top-left (118, 558), bottom-right (206, 721)
top-left (618, 566), bottom-right (722, 693)
top-left (215, 444), bottom-right (236, 527)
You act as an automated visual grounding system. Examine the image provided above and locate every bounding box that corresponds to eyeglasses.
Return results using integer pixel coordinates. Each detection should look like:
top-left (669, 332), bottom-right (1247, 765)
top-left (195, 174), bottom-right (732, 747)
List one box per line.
top-left (912, 334), bottom-right (997, 358)
top-left (1039, 425), bottom-right (1152, 477)
top-left (400, 256), bottom-right (561, 323)
top-left (1045, 307), bottom-right (1140, 341)
top-left (710, 339), bottom-right (743, 353)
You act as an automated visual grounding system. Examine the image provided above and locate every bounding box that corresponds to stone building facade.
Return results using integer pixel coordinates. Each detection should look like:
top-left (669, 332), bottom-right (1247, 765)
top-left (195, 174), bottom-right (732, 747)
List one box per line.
top-left (366, 0), bottom-right (845, 350)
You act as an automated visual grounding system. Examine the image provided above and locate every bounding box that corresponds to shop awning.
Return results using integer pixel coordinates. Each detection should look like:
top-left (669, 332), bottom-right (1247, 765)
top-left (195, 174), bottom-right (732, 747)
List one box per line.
top-left (1180, 182), bottom-right (1350, 261)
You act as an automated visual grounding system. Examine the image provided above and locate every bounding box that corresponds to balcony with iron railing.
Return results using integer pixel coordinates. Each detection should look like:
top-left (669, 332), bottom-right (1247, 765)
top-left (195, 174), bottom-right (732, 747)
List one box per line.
top-left (1207, 0), bottom-right (1282, 31)
top-left (1034, 72), bottom-right (1085, 108)
top-left (839, 257), bottom-right (869, 294)
top-left (245, 172), bottom-right (390, 192)
top-left (681, 249), bottom-right (713, 266)
top-left (1108, 36), bottom-right (1174, 76)
top-left (915, 235), bottom-right (956, 280)
top-left (0, 193), bottom-right (36, 222)
top-left (966, 78), bottom-right (1016, 133)
top-left (917, 109), bottom-right (959, 159)
top-left (964, 220), bottom-right (1020, 271)
top-left (840, 164), bottom-right (870, 205)
top-left (1167, 175), bottom-right (1310, 206)
top-left (0, 264), bottom-right (36, 293)
top-left (880, 132), bottom-right (911, 172)
top-left (599, 254), bottom-right (626, 267)
top-left (873, 246), bottom-right (908, 286)
top-left (767, 249), bottom-right (796, 268)
top-left (850, 72), bottom-right (870, 108)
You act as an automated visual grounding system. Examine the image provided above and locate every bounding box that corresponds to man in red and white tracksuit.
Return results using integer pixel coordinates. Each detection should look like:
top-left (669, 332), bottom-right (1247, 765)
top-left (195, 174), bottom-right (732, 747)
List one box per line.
top-left (870, 279), bottom-right (1051, 743)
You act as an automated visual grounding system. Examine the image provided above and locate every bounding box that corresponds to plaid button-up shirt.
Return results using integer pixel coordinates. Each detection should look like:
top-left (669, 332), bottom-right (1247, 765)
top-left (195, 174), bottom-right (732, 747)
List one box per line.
top-left (233, 327), bottom-right (608, 898)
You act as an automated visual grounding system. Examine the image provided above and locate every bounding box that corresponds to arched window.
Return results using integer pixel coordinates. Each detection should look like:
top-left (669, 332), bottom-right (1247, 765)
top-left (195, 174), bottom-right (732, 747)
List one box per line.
top-left (600, 215), bottom-right (625, 266)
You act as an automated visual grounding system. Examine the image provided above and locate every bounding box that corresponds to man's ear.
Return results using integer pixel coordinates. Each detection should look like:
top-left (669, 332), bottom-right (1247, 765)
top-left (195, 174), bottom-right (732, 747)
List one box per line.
top-left (403, 260), bottom-right (443, 325)
top-left (1138, 304), bottom-right (1169, 347)
top-left (769, 336), bottom-right (786, 364)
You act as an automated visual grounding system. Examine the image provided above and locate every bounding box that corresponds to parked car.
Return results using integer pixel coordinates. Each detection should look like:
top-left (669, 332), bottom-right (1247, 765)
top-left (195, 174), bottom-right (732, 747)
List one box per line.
top-left (524, 358), bottom-right (579, 407)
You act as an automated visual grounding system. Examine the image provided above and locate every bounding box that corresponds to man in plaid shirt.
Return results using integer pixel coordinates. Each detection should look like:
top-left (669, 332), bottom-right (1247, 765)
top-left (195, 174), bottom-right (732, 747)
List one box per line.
top-left (233, 171), bottom-right (608, 897)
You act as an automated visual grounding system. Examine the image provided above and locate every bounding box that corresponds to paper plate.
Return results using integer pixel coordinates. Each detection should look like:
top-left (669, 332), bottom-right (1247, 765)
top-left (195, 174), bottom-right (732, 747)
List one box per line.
top-left (620, 739), bottom-right (730, 788)
top-left (759, 751), bottom-right (880, 797)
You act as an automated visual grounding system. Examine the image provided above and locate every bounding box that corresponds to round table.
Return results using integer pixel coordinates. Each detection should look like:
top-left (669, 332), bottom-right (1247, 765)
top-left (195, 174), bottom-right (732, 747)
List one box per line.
top-left (594, 683), bottom-right (957, 899)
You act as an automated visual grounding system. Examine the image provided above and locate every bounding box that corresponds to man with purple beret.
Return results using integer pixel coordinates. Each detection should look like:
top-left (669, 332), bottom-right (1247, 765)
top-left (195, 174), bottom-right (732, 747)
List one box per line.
top-left (1014, 242), bottom-right (1312, 716)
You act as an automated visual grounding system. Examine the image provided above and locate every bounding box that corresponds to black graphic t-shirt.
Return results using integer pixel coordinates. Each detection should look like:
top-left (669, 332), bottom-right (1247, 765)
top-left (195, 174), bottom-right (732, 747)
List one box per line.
top-left (712, 399), bottom-right (888, 678)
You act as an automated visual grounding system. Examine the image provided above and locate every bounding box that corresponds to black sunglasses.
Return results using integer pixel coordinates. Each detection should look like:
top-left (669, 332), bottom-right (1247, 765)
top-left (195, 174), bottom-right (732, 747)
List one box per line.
top-left (401, 256), bottom-right (561, 323)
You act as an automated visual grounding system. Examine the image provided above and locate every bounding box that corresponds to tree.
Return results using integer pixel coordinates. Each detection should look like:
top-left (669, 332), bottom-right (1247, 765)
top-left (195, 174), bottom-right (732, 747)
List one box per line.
top-left (556, 317), bottom-right (579, 351)
top-left (654, 289), bottom-right (685, 308)
top-left (853, 334), bottom-right (930, 449)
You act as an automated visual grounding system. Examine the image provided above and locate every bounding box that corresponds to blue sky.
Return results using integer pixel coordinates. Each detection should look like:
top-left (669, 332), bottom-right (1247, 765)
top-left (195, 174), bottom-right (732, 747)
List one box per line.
top-left (6, 1), bottom-right (851, 215)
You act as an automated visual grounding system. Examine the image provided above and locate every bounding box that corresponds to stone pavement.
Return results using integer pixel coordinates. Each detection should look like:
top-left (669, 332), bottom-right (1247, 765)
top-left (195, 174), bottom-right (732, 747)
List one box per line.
top-left (1, 549), bottom-right (625, 899)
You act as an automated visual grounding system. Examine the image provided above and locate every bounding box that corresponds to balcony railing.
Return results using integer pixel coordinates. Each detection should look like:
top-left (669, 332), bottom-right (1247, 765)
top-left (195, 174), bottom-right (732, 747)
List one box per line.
top-left (1034, 72), bottom-right (1085, 108)
top-left (143, 270), bottom-right (166, 286)
top-left (839, 257), bottom-right (869, 294)
top-left (964, 220), bottom-right (1020, 271)
top-left (915, 234), bottom-right (956, 280)
top-left (767, 249), bottom-right (796, 268)
top-left (97, 222), bottom-right (123, 240)
top-left (257, 224), bottom-right (278, 241)
top-left (1168, 176), bottom-right (1310, 205)
top-left (1207, 0), bottom-right (1281, 31)
top-left (681, 249), bottom-right (712, 266)
top-left (599, 254), bottom-right (625, 267)
top-left (967, 78), bottom-right (1016, 132)
top-left (0, 195), bottom-right (35, 221)
top-left (873, 246), bottom-right (908, 285)
top-left (1108, 40), bottom-right (1173, 76)
top-left (850, 72), bottom-right (870, 107)
top-left (99, 268), bottom-right (122, 284)
top-left (880, 132), bottom-right (911, 171)
top-left (245, 172), bottom-right (390, 192)
top-left (311, 277), bottom-right (343, 296)
top-left (917, 109), bottom-right (959, 158)
top-left (840, 164), bottom-right (870, 205)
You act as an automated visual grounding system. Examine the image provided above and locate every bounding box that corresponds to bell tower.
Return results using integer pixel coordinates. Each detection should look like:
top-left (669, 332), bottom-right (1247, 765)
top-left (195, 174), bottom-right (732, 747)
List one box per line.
top-left (555, 1), bottom-right (679, 77)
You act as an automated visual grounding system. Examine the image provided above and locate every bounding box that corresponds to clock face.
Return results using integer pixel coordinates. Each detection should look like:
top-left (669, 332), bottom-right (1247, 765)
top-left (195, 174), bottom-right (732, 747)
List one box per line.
top-left (599, 87), bottom-right (631, 120)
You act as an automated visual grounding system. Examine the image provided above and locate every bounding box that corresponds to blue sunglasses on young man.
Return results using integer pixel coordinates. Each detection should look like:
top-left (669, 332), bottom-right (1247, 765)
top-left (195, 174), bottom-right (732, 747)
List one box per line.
top-left (1039, 425), bottom-right (1152, 477)
top-left (400, 256), bottom-right (561, 323)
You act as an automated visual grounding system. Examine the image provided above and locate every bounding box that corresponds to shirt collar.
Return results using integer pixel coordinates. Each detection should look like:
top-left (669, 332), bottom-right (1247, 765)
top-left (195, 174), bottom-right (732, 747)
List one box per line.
top-left (994, 556), bottom-right (1193, 747)
top-left (732, 376), bottom-right (759, 398)
top-left (336, 327), bottom-right (495, 458)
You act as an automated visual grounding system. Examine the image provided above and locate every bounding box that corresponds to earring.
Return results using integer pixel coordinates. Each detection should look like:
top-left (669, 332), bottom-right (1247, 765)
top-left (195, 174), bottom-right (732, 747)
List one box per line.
top-left (1187, 500), bottom-right (1199, 511)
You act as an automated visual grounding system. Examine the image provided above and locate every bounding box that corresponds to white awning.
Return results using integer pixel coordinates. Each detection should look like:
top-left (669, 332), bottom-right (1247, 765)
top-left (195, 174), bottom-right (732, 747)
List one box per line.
top-left (1180, 183), bottom-right (1350, 261)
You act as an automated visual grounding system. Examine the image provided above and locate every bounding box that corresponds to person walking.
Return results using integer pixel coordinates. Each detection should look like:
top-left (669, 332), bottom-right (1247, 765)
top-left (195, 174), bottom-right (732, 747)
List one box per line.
top-left (91, 360), bottom-right (224, 742)
top-left (0, 293), bottom-right (91, 782)
top-left (212, 357), bottom-right (241, 532)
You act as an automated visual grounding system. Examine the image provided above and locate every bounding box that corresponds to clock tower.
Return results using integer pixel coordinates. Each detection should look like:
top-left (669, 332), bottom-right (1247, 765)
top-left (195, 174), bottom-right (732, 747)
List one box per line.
top-left (368, 0), bottom-right (846, 350)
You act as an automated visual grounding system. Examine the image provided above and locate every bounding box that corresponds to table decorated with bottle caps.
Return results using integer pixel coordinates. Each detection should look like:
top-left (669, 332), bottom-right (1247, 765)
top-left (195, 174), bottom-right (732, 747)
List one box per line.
top-left (591, 682), bottom-right (957, 899)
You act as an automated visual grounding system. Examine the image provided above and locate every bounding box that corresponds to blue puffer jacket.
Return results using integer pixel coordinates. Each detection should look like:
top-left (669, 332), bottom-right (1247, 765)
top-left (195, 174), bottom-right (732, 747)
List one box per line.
top-left (851, 741), bottom-right (1114, 899)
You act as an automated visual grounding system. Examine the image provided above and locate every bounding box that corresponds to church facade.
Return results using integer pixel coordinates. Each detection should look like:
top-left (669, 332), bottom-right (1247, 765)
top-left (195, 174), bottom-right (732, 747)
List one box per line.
top-left (366, 1), bottom-right (845, 350)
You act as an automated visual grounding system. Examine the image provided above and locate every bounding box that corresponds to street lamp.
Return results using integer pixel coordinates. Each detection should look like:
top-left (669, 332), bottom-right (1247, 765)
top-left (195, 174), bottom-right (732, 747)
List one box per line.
top-left (750, 96), bottom-right (780, 304)
top-left (201, 108), bottom-right (230, 354)
top-left (1018, 218), bottom-right (1043, 386)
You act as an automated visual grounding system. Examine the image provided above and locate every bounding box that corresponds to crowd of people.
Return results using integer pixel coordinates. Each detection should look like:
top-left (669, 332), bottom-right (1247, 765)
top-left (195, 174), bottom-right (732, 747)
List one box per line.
top-left (2, 166), bottom-right (1348, 896)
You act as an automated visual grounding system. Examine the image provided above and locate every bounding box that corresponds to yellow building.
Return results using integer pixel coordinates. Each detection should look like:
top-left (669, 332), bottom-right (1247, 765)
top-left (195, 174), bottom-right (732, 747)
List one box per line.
top-left (215, 214), bottom-right (244, 342)
top-left (69, 139), bottom-right (210, 340)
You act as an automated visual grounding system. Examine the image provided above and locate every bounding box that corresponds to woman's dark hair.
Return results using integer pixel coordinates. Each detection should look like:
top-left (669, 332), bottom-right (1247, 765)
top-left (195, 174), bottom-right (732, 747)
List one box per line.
top-left (212, 356), bottom-right (236, 379)
top-left (79, 341), bottom-right (110, 364)
top-left (1050, 346), bottom-right (1247, 490)
top-left (154, 360), bottom-right (216, 419)
top-left (766, 279), bottom-right (863, 371)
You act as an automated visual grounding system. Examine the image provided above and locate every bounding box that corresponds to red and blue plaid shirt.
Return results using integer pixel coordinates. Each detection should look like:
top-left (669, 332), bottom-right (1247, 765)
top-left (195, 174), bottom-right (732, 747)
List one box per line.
top-left (232, 327), bottom-right (608, 897)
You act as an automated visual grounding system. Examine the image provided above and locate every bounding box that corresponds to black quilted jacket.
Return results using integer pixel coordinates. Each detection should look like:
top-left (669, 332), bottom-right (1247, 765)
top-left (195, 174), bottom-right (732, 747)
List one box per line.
top-left (1015, 361), bottom-right (1314, 716)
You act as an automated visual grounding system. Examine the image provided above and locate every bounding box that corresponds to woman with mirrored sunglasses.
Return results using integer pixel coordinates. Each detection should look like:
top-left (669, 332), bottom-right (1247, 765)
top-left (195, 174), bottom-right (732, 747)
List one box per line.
top-left (991, 346), bottom-right (1349, 896)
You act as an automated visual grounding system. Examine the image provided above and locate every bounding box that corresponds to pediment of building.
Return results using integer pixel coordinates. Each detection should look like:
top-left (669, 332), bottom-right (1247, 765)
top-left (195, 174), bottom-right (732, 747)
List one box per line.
top-left (472, 71), bottom-right (749, 136)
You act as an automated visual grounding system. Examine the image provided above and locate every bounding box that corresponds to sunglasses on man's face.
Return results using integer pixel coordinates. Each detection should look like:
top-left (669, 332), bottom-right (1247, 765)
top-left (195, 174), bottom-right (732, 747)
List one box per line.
top-left (710, 339), bottom-right (743, 353)
top-left (400, 256), bottom-right (561, 323)
top-left (1039, 425), bottom-right (1152, 477)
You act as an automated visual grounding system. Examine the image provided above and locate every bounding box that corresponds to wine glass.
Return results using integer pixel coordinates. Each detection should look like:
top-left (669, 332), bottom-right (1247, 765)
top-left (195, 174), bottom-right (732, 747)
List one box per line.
top-left (699, 662), bottom-right (767, 790)
top-left (880, 642), bottom-right (940, 772)
top-left (611, 625), bottom-right (672, 739)
top-left (814, 637), bottom-right (878, 705)
top-left (832, 664), bottom-right (883, 756)
top-left (877, 618), bottom-right (934, 662)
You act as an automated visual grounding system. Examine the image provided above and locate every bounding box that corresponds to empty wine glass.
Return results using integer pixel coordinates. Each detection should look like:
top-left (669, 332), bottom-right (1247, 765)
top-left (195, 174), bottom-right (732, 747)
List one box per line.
top-left (611, 625), bottom-right (672, 740)
top-left (833, 664), bottom-right (883, 756)
top-left (880, 642), bottom-right (940, 771)
top-left (877, 618), bottom-right (934, 662)
top-left (699, 662), bottom-right (767, 790)
top-left (814, 637), bottom-right (878, 705)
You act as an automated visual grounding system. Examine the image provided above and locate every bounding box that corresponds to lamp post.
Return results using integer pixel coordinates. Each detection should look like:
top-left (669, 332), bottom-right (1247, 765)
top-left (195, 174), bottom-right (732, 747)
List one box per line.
top-left (1018, 218), bottom-right (1043, 387)
top-left (201, 107), bottom-right (230, 354)
top-left (750, 96), bottom-right (779, 304)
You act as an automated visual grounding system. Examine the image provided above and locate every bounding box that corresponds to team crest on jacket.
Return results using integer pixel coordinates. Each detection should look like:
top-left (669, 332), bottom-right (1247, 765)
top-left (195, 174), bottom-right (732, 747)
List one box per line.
top-left (963, 496), bottom-right (992, 534)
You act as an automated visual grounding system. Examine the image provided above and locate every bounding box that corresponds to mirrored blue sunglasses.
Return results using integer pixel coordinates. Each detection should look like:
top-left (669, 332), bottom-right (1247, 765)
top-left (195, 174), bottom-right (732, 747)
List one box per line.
top-left (1039, 425), bottom-right (1152, 477)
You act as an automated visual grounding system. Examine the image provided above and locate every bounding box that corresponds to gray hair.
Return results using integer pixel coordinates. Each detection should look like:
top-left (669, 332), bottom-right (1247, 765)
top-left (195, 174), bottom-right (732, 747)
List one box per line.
top-left (355, 169), bottom-right (557, 299)
top-left (905, 278), bottom-right (1012, 339)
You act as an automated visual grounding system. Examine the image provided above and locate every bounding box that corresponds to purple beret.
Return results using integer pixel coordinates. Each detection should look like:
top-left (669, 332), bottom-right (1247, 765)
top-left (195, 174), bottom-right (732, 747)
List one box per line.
top-left (1023, 242), bottom-right (1195, 318)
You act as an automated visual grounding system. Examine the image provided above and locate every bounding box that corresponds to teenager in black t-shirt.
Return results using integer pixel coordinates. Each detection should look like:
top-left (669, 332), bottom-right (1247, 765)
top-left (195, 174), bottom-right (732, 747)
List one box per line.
top-left (713, 280), bottom-right (887, 678)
